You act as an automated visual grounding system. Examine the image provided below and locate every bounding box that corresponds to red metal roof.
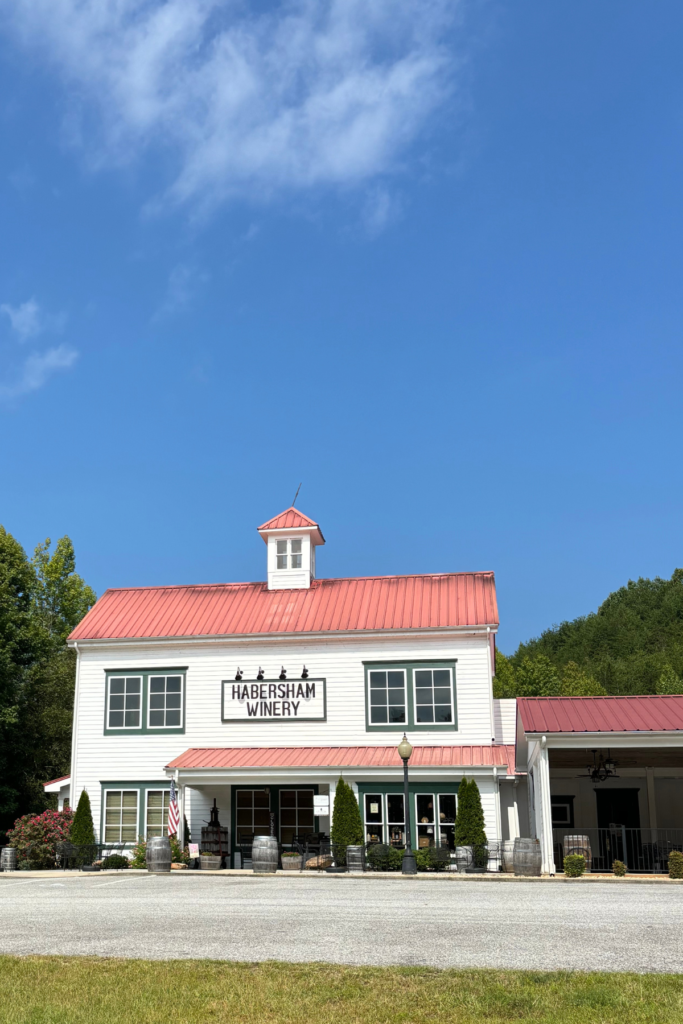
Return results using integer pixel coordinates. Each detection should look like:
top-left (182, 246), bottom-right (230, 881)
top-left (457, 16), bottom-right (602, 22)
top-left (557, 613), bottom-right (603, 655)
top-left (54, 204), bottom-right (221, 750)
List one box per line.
top-left (43, 775), bottom-right (70, 788)
top-left (167, 744), bottom-right (516, 774)
top-left (518, 695), bottom-right (683, 734)
top-left (258, 507), bottom-right (320, 531)
top-left (69, 571), bottom-right (498, 641)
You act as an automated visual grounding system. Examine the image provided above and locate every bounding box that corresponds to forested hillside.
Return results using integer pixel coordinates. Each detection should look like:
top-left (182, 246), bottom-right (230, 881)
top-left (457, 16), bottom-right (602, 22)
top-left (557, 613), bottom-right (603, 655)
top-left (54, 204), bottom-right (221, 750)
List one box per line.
top-left (0, 527), bottom-right (95, 840)
top-left (494, 569), bottom-right (683, 699)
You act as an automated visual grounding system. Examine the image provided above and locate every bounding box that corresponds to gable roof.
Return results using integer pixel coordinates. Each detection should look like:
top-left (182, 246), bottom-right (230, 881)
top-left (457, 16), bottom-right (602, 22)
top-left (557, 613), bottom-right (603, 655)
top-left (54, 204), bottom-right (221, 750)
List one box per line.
top-left (258, 507), bottom-right (321, 531)
top-left (518, 695), bottom-right (683, 734)
top-left (68, 571), bottom-right (498, 642)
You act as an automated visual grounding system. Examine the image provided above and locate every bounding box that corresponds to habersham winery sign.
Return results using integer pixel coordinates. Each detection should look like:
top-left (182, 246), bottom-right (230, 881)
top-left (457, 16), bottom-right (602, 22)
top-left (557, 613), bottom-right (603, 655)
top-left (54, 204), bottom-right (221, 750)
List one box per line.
top-left (221, 678), bottom-right (327, 722)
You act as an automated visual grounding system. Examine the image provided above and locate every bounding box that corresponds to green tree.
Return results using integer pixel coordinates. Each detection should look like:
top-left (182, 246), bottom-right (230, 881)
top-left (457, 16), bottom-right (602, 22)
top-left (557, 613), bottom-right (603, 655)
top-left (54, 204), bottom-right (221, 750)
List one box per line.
top-left (454, 778), bottom-right (487, 847)
top-left (330, 778), bottom-right (364, 851)
top-left (32, 537), bottom-right (96, 645)
top-left (560, 661), bottom-right (607, 696)
top-left (656, 664), bottom-right (683, 695)
top-left (492, 651), bottom-right (517, 698)
top-left (70, 789), bottom-right (95, 845)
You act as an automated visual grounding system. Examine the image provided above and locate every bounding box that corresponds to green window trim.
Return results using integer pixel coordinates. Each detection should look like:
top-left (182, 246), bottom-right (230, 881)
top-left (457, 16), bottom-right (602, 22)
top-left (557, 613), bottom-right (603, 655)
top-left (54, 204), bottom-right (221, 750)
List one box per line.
top-left (99, 781), bottom-right (172, 846)
top-left (363, 660), bottom-right (458, 732)
top-left (103, 668), bottom-right (187, 736)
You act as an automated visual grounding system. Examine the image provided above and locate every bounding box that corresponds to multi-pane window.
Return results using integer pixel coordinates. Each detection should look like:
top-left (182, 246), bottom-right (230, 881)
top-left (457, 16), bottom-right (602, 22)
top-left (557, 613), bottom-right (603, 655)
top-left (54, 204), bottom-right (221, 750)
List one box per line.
top-left (104, 790), bottom-right (138, 843)
top-left (235, 789), bottom-right (271, 845)
top-left (387, 794), bottom-right (405, 847)
top-left (369, 670), bottom-right (406, 724)
top-left (364, 794), bottom-right (383, 843)
top-left (146, 790), bottom-right (170, 838)
top-left (107, 676), bottom-right (142, 729)
top-left (279, 790), bottom-right (314, 845)
top-left (148, 675), bottom-right (183, 728)
top-left (416, 792), bottom-right (457, 849)
top-left (276, 538), bottom-right (303, 569)
top-left (414, 668), bottom-right (453, 724)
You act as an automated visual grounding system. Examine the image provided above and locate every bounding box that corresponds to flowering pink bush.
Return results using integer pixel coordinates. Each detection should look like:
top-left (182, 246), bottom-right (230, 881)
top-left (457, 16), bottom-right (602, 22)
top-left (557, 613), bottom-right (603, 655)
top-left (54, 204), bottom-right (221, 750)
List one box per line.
top-left (6, 808), bottom-right (75, 869)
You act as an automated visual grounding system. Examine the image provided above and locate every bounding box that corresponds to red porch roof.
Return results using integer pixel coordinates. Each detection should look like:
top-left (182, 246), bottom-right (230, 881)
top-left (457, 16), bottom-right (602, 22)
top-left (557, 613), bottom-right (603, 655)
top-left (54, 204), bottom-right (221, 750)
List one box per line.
top-left (166, 744), bottom-right (516, 774)
top-left (42, 775), bottom-right (70, 788)
top-left (518, 695), bottom-right (683, 734)
top-left (68, 571), bottom-right (498, 641)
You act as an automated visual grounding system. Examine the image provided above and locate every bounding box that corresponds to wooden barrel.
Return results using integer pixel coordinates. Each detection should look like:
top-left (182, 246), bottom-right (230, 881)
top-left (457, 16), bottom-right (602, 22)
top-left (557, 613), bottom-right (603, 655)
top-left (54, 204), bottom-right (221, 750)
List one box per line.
top-left (502, 839), bottom-right (516, 873)
top-left (1, 847), bottom-right (17, 872)
top-left (146, 836), bottom-right (172, 873)
top-left (563, 834), bottom-right (592, 870)
top-left (252, 836), bottom-right (279, 873)
top-left (346, 846), bottom-right (364, 873)
top-left (455, 845), bottom-right (473, 872)
top-left (513, 838), bottom-right (541, 876)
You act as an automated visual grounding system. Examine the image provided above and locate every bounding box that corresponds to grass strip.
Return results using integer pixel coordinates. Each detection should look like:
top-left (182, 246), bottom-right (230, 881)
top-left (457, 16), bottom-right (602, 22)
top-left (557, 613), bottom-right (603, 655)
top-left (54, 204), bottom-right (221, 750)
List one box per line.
top-left (0, 957), bottom-right (682, 1024)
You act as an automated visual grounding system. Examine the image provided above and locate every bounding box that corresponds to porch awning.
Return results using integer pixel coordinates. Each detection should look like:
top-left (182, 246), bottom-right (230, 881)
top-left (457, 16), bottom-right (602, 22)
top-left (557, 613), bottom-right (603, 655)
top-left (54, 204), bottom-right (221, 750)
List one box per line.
top-left (518, 695), bottom-right (683, 734)
top-left (166, 744), bottom-right (516, 774)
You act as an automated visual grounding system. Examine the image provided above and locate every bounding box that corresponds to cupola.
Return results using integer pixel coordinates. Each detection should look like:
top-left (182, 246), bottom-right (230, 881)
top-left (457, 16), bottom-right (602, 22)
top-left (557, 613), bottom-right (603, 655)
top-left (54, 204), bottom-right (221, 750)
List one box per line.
top-left (258, 507), bottom-right (325, 590)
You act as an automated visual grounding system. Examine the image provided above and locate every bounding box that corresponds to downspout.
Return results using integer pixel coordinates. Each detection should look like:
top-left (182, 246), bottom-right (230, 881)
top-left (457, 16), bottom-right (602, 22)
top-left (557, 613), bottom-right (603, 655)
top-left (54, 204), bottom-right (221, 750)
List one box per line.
top-left (486, 626), bottom-right (496, 743)
top-left (69, 642), bottom-right (81, 822)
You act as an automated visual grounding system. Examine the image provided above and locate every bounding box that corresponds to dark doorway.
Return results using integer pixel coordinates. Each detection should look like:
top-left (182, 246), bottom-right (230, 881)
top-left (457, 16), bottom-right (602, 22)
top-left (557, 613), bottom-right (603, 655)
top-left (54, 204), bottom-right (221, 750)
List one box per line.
top-left (595, 788), bottom-right (641, 829)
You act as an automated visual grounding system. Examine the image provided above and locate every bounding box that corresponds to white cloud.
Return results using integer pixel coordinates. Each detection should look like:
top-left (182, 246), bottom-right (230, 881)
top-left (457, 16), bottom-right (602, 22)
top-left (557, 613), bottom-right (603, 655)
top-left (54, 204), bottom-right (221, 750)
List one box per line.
top-left (0, 0), bottom-right (460, 213)
top-left (152, 263), bottom-right (209, 320)
top-left (1, 298), bottom-right (42, 340)
top-left (0, 345), bottom-right (78, 400)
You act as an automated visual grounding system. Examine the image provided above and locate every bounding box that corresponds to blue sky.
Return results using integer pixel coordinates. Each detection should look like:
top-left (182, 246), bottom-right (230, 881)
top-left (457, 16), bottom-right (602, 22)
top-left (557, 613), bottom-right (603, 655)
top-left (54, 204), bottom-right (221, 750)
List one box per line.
top-left (1, 1), bottom-right (682, 652)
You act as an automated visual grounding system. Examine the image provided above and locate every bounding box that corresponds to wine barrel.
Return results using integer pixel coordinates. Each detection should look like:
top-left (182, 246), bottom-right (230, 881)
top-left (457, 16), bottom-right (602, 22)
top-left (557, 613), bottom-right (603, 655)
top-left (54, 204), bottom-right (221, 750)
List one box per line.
top-left (455, 845), bottom-right (473, 873)
top-left (502, 839), bottom-right (516, 873)
top-left (513, 838), bottom-right (541, 876)
top-left (563, 834), bottom-right (592, 870)
top-left (346, 846), bottom-right (364, 873)
top-left (146, 836), bottom-right (172, 873)
top-left (1, 847), bottom-right (17, 872)
top-left (252, 836), bottom-right (279, 873)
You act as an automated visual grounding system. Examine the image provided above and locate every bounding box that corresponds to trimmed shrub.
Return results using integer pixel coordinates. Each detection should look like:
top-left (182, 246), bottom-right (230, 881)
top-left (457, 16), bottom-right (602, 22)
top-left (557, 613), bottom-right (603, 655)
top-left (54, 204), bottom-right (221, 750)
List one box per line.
top-left (366, 844), bottom-right (402, 872)
top-left (454, 778), bottom-right (487, 847)
top-left (564, 854), bottom-right (586, 877)
top-left (330, 778), bottom-right (364, 855)
top-left (415, 846), bottom-right (450, 872)
top-left (6, 808), bottom-right (74, 869)
top-left (70, 790), bottom-right (95, 846)
top-left (613, 859), bottom-right (626, 877)
top-left (668, 850), bottom-right (683, 879)
top-left (102, 854), bottom-right (129, 869)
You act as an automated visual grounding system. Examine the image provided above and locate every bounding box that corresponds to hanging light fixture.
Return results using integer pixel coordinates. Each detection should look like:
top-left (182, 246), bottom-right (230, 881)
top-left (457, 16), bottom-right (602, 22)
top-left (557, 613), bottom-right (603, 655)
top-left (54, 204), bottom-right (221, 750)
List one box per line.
top-left (582, 749), bottom-right (619, 784)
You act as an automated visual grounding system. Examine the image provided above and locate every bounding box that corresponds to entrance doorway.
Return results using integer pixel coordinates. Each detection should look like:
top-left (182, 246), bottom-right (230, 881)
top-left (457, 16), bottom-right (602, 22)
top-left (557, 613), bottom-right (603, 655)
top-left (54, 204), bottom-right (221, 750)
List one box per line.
top-left (595, 788), bottom-right (641, 829)
top-left (595, 788), bottom-right (641, 870)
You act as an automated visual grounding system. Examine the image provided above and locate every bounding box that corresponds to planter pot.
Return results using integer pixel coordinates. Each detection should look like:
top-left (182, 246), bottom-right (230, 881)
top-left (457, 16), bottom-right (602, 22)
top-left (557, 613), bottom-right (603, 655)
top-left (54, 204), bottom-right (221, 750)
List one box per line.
top-left (281, 856), bottom-right (303, 871)
top-left (455, 846), bottom-right (473, 873)
top-left (199, 855), bottom-right (222, 870)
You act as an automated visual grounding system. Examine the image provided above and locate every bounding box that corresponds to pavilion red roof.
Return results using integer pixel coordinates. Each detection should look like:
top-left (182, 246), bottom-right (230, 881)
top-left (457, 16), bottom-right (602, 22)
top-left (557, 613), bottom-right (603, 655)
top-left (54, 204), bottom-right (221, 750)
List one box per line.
top-left (518, 695), bottom-right (683, 734)
top-left (166, 744), bottom-right (516, 774)
top-left (68, 571), bottom-right (498, 641)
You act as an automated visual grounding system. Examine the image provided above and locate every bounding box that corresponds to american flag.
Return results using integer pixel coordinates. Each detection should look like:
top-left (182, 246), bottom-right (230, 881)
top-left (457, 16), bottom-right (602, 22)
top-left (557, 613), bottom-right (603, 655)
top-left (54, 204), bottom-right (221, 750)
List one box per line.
top-left (168, 780), bottom-right (180, 837)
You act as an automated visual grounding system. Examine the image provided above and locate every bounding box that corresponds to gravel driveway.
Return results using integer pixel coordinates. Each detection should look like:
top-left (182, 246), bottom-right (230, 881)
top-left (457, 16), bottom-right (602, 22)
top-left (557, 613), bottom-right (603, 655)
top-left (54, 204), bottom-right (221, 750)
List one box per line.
top-left (1, 874), bottom-right (682, 972)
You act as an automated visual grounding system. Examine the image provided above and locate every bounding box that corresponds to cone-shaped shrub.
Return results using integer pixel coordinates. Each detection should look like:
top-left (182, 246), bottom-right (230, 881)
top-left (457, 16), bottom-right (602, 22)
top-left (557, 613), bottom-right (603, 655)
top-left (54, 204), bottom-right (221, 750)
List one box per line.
top-left (70, 789), bottom-right (95, 845)
top-left (454, 777), bottom-right (487, 847)
top-left (330, 778), bottom-right (364, 849)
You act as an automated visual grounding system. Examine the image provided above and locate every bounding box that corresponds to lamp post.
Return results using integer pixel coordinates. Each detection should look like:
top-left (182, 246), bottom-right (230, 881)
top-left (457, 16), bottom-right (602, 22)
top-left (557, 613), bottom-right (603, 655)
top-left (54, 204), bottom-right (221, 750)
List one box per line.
top-left (398, 733), bottom-right (417, 875)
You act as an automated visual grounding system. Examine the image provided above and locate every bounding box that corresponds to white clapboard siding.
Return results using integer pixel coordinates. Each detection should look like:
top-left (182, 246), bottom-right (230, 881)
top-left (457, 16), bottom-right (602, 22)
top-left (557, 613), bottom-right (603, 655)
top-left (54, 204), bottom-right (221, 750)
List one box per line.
top-left (493, 699), bottom-right (517, 745)
top-left (72, 632), bottom-right (498, 842)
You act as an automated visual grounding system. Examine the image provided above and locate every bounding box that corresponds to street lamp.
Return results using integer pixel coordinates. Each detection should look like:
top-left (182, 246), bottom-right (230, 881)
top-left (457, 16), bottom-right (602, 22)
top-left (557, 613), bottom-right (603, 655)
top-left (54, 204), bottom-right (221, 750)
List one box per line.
top-left (398, 734), bottom-right (417, 875)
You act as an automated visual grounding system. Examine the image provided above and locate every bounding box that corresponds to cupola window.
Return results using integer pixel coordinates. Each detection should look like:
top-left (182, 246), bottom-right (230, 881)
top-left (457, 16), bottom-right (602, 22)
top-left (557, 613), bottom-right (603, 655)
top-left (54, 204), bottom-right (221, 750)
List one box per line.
top-left (276, 538), bottom-right (302, 570)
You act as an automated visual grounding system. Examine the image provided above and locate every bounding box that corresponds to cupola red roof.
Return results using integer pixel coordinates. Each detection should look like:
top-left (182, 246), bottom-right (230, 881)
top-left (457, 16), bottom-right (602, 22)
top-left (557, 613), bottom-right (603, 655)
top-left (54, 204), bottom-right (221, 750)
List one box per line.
top-left (258, 507), bottom-right (321, 532)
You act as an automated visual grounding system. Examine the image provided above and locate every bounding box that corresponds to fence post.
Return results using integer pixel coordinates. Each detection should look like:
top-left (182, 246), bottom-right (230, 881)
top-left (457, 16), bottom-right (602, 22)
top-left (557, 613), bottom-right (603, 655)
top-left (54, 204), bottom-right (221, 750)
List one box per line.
top-left (621, 825), bottom-right (628, 870)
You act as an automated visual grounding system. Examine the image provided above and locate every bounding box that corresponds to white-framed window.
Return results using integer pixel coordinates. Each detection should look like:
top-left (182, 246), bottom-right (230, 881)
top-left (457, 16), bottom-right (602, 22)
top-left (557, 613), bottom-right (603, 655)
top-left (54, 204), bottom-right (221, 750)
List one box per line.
top-left (104, 790), bottom-right (139, 843)
top-left (364, 793), bottom-right (384, 843)
top-left (416, 792), bottom-right (457, 849)
top-left (368, 669), bottom-right (407, 725)
top-left (387, 793), bottom-right (405, 847)
top-left (107, 676), bottom-right (142, 729)
top-left (146, 789), bottom-right (170, 838)
top-left (413, 667), bottom-right (454, 724)
top-left (148, 674), bottom-right (183, 728)
top-left (276, 538), bottom-right (303, 569)
top-left (279, 789), bottom-right (314, 845)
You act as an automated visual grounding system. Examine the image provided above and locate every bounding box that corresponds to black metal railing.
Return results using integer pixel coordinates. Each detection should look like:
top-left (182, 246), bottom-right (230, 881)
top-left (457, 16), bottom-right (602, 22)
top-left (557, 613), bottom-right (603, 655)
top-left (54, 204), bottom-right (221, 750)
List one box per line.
top-left (552, 827), bottom-right (683, 873)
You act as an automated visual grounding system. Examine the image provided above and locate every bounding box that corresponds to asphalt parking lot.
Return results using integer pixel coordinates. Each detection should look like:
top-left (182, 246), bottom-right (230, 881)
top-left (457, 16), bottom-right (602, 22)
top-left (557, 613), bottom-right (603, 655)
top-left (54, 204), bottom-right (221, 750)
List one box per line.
top-left (1, 874), bottom-right (682, 972)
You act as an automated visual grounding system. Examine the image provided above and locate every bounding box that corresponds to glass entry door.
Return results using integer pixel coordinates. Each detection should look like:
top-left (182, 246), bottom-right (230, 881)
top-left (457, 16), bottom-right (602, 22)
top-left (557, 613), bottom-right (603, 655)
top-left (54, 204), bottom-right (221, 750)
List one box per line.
top-left (236, 789), bottom-right (271, 845)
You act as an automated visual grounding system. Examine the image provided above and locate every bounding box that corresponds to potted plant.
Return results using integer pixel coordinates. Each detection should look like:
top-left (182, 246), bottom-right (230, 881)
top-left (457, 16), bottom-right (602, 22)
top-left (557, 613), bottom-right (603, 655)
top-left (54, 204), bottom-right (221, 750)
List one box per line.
top-left (199, 850), bottom-right (222, 870)
top-left (281, 851), bottom-right (302, 871)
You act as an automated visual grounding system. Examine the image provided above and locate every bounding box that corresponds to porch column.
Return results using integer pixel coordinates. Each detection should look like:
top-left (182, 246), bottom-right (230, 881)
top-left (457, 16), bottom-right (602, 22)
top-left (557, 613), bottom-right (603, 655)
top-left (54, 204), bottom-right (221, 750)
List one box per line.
top-left (646, 767), bottom-right (657, 840)
top-left (511, 779), bottom-right (521, 839)
top-left (536, 739), bottom-right (556, 875)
